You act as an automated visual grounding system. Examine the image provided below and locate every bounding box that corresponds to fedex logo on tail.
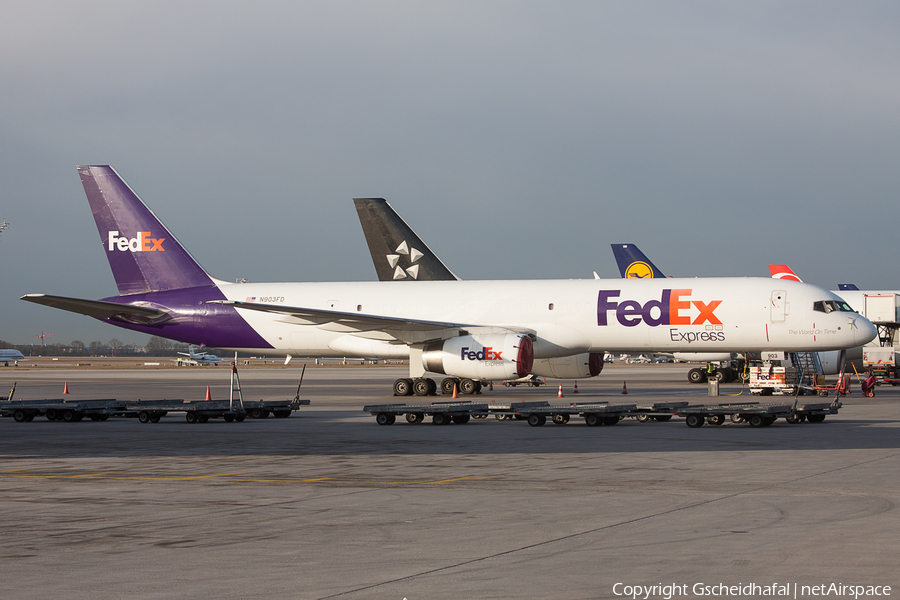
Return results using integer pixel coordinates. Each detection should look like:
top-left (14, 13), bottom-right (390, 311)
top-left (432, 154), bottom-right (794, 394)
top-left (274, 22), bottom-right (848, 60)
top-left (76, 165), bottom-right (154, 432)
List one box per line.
top-left (107, 231), bottom-right (165, 252)
top-left (598, 289), bottom-right (722, 327)
top-left (461, 346), bottom-right (503, 361)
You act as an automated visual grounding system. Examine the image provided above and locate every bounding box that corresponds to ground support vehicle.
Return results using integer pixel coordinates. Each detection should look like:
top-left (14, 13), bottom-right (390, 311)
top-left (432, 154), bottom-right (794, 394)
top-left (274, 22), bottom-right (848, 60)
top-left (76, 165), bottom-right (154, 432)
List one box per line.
top-left (1, 398), bottom-right (124, 422)
top-left (364, 400), bottom-right (490, 425)
top-left (749, 365), bottom-right (800, 396)
top-left (675, 400), bottom-right (840, 428)
top-left (802, 374), bottom-right (850, 397)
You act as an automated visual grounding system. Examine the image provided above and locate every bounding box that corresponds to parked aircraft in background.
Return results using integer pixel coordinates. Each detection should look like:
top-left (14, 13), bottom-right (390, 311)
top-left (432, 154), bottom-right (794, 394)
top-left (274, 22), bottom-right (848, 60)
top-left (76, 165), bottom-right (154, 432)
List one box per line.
top-left (21, 166), bottom-right (876, 397)
top-left (1, 349), bottom-right (25, 365)
top-left (177, 345), bottom-right (222, 366)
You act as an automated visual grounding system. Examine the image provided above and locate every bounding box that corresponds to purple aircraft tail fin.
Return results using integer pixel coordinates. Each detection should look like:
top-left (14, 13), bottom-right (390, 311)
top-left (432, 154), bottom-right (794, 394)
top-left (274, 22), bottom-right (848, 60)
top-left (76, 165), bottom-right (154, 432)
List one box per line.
top-left (77, 166), bottom-right (214, 295)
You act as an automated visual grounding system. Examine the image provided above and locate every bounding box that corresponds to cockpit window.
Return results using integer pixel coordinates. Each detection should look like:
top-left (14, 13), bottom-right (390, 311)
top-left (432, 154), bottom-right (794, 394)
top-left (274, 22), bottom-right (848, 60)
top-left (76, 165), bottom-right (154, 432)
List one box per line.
top-left (813, 300), bottom-right (856, 313)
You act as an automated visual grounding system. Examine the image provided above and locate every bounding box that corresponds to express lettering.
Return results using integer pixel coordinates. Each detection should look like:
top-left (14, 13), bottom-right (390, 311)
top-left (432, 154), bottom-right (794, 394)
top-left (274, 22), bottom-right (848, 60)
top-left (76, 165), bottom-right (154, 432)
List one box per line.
top-left (461, 346), bottom-right (503, 361)
top-left (597, 289), bottom-right (722, 327)
top-left (669, 329), bottom-right (726, 343)
top-left (107, 231), bottom-right (165, 252)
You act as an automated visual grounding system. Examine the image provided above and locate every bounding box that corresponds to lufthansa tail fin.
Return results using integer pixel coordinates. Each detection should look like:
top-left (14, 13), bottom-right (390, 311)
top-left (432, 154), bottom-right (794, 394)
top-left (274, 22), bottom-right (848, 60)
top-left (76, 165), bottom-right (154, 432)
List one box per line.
top-left (353, 198), bottom-right (458, 281)
top-left (611, 244), bottom-right (667, 279)
top-left (78, 166), bottom-right (214, 295)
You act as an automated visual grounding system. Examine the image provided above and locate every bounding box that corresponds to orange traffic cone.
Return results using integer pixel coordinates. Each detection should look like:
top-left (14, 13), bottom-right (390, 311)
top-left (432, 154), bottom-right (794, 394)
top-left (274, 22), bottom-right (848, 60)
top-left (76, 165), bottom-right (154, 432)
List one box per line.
top-left (63, 381), bottom-right (69, 394)
top-left (557, 384), bottom-right (565, 398)
top-left (573, 381), bottom-right (580, 393)
top-left (452, 384), bottom-right (458, 399)
top-left (621, 381), bottom-right (628, 394)
top-left (204, 385), bottom-right (212, 401)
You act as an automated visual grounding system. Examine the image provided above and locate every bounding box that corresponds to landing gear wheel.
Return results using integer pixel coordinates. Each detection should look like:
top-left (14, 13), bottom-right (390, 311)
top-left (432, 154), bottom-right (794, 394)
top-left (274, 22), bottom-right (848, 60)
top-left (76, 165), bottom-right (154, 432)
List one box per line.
top-left (552, 413), bottom-right (570, 425)
top-left (688, 368), bottom-right (707, 384)
top-left (393, 378), bottom-right (414, 396)
top-left (413, 378), bottom-right (431, 396)
top-left (441, 378), bottom-right (459, 395)
top-left (432, 413), bottom-right (451, 426)
top-left (406, 412), bottom-right (424, 424)
top-left (527, 414), bottom-right (547, 427)
top-left (451, 414), bottom-right (470, 425)
top-left (685, 414), bottom-right (705, 428)
top-left (459, 378), bottom-right (477, 395)
top-left (707, 414), bottom-right (724, 426)
top-left (376, 412), bottom-right (396, 426)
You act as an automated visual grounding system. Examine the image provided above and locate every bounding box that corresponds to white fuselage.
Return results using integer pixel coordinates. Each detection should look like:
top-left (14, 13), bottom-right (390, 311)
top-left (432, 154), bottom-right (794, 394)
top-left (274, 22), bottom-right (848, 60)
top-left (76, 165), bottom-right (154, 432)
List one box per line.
top-left (217, 277), bottom-right (875, 358)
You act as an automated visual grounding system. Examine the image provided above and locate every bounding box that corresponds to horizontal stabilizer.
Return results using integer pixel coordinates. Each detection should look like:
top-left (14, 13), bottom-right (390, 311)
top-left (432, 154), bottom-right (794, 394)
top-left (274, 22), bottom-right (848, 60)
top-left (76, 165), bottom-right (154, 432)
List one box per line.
top-left (21, 294), bottom-right (172, 325)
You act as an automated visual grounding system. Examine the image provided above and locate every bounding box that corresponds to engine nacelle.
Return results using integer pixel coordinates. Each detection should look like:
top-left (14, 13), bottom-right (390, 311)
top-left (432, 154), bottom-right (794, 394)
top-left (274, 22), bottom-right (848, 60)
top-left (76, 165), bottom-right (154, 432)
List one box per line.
top-left (422, 333), bottom-right (533, 380)
top-left (530, 352), bottom-right (605, 379)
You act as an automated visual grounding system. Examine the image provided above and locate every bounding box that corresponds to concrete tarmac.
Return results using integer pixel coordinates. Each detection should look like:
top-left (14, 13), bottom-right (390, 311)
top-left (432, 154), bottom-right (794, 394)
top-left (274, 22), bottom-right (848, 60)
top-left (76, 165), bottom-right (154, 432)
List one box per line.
top-left (1, 364), bottom-right (897, 599)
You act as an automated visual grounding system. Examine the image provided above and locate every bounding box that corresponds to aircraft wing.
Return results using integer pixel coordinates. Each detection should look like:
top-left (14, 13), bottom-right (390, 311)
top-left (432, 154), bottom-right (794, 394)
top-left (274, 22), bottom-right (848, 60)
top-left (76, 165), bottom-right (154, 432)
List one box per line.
top-left (20, 294), bottom-right (172, 325)
top-left (210, 300), bottom-right (525, 345)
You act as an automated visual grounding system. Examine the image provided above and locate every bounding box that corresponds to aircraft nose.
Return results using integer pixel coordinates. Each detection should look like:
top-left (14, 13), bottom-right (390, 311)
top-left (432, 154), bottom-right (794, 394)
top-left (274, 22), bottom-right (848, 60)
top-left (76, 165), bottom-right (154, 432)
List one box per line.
top-left (853, 315), bottom-right (878, 346)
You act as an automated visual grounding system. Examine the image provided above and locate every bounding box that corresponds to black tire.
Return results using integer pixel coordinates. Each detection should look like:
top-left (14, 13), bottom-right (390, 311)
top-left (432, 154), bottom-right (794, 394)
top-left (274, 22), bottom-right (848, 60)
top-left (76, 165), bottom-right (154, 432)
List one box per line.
top-left (149, 415), bottom-right (161, 423)
top-left (138, 411), bottom-right (151, 424)
top-left (807, 414), bottom-right (826, 423)
top-left (473, 380), bottom-right (483, 394)
top-left (451, 414), bottom-right (470, 425)
top-left (653, 415), bottom-right (673, 422)
top-left (730, 413), bottom-right (746, 424)
top-left (707, 414), bottom-right (724, 426)
top-left (459, 378), bottom-right (477, 395)
top-left (413, 378), bottom-right (431, 396)
top-left (406, 413), bottom-right (424, 424)
top-left (224, 414), bottom-right (235, 423)
top-left (426, 378), bottom-right (437, 395)
top-left (495, 414), bottom-right (511, 421)
top-left (527, 414), bottom-right (546, 427)
top-left (13, 410), bottom-right (27, 422)
top-left (685, 414), bottom-right (705, 428)
top-left (785, 414), bottom-right (805, 424)
top-left (441, 378), bottom-right (459, 395)
top-left (185, 412), bottom-right (198, 423)
top-left (600, 416), bottom-right (618, 426)
top-left (99, 415), bottom-right (109, 421)
top-left (376, 412), bottom-right (395, 426)
top-left (688, 368), bottom-right (707, 384)
top-left (62, 410), bottom-right (76, 422)
top-left (393, 378), bottom-right (414, 396)
top-left (197, 415), bottom-right (209, 423)
top-left (584, 413), bottom-right (601, 427)
top-left (25, 414), bottom-right (35, 422)
top-left (552, 413), bottom-right (569, 425)
top-left (45, 409), bottom-right (58, 421)
top-left (636, 414), bottom-right (652, 423)
top-left (748, 414), bottom-right (766, 428)
top-left (250, 408), bottom-right (268, 419)
top-left (432, 413), bottom-right (451, 426)
top-left (235, 414), bottom-right (246, 422)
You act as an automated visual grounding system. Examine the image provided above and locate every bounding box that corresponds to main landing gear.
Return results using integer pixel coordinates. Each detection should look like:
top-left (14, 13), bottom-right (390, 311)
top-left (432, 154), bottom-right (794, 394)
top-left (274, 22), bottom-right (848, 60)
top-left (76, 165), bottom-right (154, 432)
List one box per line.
top-left (393, 377), bottom-right (482, 396)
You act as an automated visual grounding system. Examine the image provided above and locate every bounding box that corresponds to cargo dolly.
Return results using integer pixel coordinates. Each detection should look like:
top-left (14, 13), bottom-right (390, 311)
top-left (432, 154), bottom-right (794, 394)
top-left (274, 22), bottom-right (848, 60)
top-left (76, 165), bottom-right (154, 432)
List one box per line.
top-left (674, 399), bottom-right (840, 428)
top-left (364, 400), bottom-right (490, 425)
top-left (1, 398), bottom-right (125, 422)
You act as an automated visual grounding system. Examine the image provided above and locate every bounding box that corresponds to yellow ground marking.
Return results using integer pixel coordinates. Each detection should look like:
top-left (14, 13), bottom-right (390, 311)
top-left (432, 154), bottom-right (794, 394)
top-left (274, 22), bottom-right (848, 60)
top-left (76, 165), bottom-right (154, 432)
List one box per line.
top-left (0, 469), bottom-right (28, 473)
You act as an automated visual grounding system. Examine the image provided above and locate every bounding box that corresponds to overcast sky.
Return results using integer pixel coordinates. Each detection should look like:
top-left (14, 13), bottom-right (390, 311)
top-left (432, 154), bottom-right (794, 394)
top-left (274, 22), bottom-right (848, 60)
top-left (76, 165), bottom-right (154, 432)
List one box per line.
top-left (2, 2), bottom-right (899, 346)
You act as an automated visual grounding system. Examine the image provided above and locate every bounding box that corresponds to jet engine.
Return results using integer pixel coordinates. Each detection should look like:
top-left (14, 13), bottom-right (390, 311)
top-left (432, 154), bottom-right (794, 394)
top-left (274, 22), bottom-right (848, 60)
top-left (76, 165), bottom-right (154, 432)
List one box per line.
top-left (530, 352), bottom-right (605, 379)
top-left (422, 333), bottom-right (533, 380)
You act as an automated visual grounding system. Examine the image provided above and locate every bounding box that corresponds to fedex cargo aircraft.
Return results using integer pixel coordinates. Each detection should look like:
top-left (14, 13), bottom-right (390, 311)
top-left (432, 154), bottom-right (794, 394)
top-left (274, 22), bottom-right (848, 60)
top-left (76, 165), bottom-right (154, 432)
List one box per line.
top-left (22, 166), bottom-right (876, 396)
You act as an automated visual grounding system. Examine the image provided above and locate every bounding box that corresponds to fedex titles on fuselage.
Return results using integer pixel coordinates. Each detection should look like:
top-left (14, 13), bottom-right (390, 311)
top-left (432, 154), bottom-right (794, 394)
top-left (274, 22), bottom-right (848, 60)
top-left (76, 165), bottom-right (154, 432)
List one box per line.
top-left (107, 231), bottom-right (165, 252)
top-left (598, 288), bottom-right (725, 343)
